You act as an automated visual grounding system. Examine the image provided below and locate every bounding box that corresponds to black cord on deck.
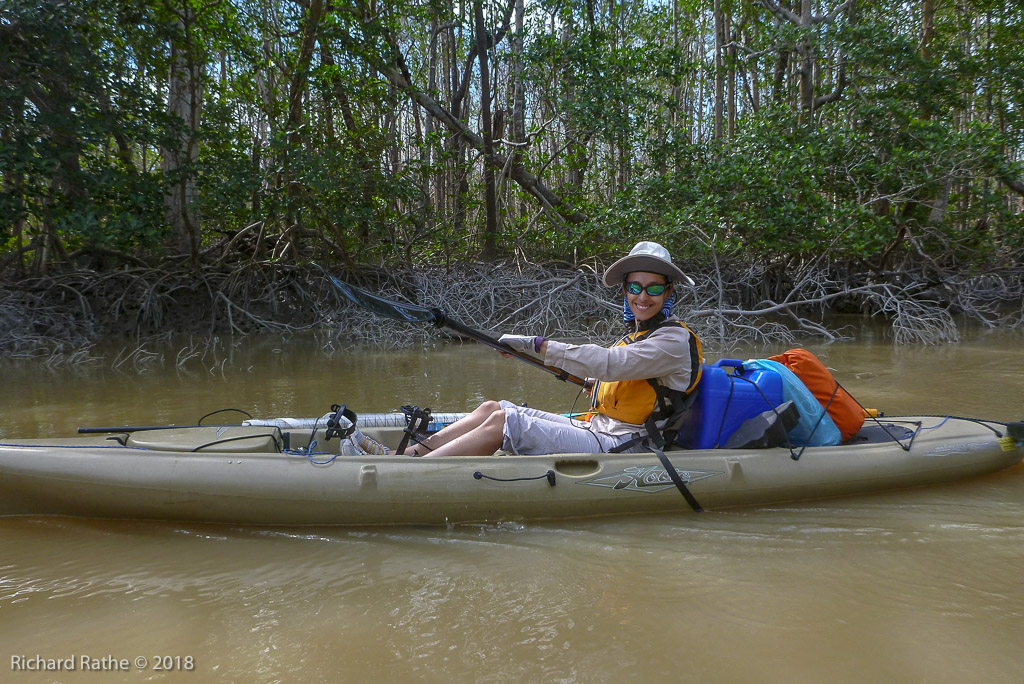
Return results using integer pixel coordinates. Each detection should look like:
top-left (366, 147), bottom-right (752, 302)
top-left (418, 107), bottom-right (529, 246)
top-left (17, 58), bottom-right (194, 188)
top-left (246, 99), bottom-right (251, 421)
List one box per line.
top-left (474, 470), bottom-right (557, 486)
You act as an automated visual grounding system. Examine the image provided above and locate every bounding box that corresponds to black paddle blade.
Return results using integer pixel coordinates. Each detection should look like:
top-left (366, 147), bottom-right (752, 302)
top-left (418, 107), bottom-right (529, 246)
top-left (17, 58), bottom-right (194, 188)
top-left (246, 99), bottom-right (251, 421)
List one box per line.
top-left (323, 270), bottom-right (438, 324)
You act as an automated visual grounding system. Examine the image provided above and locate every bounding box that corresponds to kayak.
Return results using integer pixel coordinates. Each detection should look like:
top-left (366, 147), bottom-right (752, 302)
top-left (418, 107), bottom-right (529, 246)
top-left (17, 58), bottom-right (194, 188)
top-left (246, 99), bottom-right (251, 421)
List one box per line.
top-left (0, 411), bottom-right (1021, 526)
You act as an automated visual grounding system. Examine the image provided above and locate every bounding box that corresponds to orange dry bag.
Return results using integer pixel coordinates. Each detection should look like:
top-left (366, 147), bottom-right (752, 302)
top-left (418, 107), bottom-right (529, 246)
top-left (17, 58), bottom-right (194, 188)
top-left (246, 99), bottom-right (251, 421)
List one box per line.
top-left (767, 349), bottom-right (865, 442)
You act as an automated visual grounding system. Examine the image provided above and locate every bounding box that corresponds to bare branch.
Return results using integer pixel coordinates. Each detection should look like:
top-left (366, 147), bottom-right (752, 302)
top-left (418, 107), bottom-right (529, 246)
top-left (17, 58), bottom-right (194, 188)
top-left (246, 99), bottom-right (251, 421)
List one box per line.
top-left (757, 0), bottom-right (855, 25)
top-left (756, 0), bottom-right (801, 25)
top-left (815, 0), bottom-right (856, 24)
top-left (813, 61), bottom-right (847, 109)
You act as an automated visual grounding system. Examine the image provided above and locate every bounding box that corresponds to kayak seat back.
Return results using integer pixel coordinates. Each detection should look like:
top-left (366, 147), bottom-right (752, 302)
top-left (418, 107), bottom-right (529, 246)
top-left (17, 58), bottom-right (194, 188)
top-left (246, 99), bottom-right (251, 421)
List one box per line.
top-left (674, 359), bottom-right (784, 449)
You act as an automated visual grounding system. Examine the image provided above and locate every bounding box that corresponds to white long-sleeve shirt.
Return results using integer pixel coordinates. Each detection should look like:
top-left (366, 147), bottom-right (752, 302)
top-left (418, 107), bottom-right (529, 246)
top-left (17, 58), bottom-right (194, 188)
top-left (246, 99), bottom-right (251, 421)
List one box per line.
top-left (542, 318), bottom-right (700, 436)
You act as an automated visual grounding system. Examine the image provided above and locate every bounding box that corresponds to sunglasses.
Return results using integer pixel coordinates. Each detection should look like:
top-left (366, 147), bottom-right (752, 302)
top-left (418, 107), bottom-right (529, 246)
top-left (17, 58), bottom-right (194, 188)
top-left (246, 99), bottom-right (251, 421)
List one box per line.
top-left (625, 281), bottom-right (669, 297)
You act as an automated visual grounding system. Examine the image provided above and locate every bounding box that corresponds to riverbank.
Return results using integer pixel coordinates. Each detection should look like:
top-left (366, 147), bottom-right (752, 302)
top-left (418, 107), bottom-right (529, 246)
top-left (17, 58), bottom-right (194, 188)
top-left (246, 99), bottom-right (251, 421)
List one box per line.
top-left (2, 259), bottom-right (1022, 361)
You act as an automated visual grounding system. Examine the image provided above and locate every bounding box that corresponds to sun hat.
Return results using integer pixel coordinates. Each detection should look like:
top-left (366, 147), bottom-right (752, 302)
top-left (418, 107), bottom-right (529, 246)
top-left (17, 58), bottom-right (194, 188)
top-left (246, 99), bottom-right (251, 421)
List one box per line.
top-left (602, 241), bottom-right (694, 287)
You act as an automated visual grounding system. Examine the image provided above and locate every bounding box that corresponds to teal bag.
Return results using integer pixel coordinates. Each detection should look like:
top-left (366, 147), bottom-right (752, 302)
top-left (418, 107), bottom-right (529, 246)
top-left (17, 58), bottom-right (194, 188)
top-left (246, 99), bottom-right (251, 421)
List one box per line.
top-left (743, 359), bottom-right (841, 446)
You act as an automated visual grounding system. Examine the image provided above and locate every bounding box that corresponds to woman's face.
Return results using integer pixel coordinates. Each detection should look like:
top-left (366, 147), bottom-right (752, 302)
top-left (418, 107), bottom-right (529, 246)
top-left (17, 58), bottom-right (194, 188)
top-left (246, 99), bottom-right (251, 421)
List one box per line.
top-left (623, 271), bottom-right (672, 322)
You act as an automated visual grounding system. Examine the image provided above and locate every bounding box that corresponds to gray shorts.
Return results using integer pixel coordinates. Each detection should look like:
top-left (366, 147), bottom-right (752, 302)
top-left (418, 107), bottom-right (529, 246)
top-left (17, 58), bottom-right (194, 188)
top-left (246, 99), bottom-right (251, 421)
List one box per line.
top-left (499, 401), bottom-right (643, 455)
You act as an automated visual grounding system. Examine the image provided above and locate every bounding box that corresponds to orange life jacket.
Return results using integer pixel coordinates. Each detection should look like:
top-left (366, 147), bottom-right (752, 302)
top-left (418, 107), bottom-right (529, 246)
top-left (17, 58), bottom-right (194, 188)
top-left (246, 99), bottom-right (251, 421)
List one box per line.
top-left (592, 320), bottom-right (703, 425)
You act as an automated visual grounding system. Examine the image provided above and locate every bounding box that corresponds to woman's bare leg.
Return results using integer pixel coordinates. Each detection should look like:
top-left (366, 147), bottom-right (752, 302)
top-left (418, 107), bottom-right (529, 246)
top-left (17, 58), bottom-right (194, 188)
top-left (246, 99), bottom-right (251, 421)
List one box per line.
top-left (421, 408), bottom-right (506, 457)
top-left (401, 400), bottom-right (501, 455)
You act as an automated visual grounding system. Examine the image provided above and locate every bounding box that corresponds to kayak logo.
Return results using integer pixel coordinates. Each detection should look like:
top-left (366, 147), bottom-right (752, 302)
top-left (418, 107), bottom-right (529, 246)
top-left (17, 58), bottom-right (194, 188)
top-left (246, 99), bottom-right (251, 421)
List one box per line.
top-left (925, 441), bottom-right (993, 458)
top-left (579, 465), bottom-right (721, 493)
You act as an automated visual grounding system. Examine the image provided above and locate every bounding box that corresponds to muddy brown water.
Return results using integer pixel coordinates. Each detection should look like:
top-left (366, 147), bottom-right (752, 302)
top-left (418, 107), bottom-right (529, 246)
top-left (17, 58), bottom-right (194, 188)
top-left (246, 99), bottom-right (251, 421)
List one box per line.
top-left (1, 329), bottom-right (1022, 683)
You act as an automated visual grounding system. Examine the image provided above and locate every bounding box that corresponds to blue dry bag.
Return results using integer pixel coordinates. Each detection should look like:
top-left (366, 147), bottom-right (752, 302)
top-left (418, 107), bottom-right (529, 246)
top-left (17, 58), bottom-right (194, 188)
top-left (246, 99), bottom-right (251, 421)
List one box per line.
top-left (743, 358), bottom-right (841, 446)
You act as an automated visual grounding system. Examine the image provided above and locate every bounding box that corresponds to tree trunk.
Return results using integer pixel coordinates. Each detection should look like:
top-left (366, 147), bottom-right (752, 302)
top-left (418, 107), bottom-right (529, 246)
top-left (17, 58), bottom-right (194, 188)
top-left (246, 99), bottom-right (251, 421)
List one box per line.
top-left (760, 1), bottom-right (855, 113)
top-left (564, 12), bottom-right (587, 193)
top-left (713, 0), bottom-right (724, 140)
top-left (727, 18), bottom-right (737, 137)
top-left (426, 14), bottom-right (439, 209)
top-left (798, 0), bottom-right (814, 115)
top-left (512, 0), bottom-right (526, 225)
top-left (773, 48), bottom-right (788, 105)
top-left (322, 43), bottom-right (371, 252)
top-left (282, 0), bottom-right (325, 260)
top-left (928, 177), bottom-right (954, 225)
top-left (747, 26), bottom-right (761, 113)
top-left (475, 1), bottom-right (499, 261)
top-left (921, 0), bottom-right (935, 60)
top-left (357, 3), bottom-right (583, 225)
top-left (161, 7), bottom-right (204, 262)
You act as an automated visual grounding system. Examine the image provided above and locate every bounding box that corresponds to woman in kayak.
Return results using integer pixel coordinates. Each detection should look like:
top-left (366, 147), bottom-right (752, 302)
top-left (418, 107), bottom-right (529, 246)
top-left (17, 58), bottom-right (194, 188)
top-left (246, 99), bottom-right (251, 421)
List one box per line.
top-left (402, 241), bottom-right (703, 457)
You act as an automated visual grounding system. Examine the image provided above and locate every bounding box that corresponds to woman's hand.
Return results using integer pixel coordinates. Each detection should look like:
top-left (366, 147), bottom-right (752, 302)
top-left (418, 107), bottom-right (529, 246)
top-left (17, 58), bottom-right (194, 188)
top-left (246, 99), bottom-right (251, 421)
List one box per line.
top-left (498, 334), bottom-right (543, 353)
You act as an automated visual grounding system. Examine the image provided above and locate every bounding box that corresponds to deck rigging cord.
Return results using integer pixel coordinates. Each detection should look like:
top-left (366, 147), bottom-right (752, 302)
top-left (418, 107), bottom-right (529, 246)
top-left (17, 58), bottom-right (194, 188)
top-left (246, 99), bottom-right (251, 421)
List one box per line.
top-left (473, 470), bottom-right (557, 486)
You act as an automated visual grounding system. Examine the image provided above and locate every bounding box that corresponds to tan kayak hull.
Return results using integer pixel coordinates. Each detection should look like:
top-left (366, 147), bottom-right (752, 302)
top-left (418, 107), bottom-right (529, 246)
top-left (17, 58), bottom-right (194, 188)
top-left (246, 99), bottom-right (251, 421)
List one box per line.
top-left (0, 416), bottom-right (1021, 525)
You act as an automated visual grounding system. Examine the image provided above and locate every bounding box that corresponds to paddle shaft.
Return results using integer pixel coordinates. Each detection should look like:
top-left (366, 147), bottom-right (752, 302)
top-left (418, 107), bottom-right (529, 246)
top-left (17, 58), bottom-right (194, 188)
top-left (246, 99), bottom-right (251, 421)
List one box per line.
top-left (78, 424), bottom-right (231, 434)
top-left (431, 310), bottom-right (588, 387)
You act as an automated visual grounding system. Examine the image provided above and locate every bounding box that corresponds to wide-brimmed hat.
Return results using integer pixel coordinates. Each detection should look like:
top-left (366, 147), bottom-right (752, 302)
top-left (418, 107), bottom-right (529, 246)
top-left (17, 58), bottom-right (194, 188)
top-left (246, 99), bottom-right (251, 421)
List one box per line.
top-left (602, 241), bottom-right (693, 287)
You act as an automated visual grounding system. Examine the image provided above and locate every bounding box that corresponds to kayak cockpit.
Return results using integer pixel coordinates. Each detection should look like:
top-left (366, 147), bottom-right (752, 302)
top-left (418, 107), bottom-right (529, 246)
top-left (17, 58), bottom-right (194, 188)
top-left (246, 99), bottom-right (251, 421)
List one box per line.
top-left (123, 426), bottom-right (285, 453)
top-left (110, 424), bottom-right (411, 456)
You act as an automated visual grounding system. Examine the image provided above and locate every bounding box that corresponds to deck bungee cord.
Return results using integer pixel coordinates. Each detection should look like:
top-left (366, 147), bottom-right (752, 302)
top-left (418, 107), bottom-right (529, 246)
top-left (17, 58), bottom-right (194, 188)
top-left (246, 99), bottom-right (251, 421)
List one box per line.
top-left (902, 415), bottom-right (1016, 437)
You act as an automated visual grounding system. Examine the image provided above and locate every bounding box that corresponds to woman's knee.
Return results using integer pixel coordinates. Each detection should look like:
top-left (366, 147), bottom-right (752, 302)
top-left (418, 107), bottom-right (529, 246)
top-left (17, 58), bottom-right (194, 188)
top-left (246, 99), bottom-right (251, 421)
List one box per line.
top-left (477, 400), bottom-right (502, 415)
top-left (481, 409), bottom-right (507, 440)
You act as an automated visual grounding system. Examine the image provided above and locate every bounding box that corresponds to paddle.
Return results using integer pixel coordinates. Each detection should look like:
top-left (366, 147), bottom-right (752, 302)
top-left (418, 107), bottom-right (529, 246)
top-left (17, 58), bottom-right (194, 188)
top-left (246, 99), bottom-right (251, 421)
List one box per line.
top-left (321, 268), bottom-right (588, 387)
top-left (78, 409), bottom-right (255, 434)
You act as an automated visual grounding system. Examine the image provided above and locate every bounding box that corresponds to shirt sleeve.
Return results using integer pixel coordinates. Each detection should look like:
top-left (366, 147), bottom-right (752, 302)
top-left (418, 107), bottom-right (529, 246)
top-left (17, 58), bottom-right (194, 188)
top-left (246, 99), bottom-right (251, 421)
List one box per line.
top-left (543, 325), bottom-right (696, 391)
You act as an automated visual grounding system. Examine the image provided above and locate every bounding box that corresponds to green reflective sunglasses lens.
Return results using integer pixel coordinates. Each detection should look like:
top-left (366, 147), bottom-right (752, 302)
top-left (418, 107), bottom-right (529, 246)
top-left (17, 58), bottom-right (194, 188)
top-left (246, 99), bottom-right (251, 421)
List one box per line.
top-left (626, 282), bottom-right (667, 296)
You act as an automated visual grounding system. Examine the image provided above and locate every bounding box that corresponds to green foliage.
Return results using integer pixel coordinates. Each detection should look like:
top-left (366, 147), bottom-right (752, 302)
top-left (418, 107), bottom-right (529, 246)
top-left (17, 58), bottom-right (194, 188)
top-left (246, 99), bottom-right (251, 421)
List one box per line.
top-left (0, 0), bottom-right (172, 255)
top-left (0, 0), bottom-right (1021, 274)
top-left (592, 100), bottom-right (1021, 270)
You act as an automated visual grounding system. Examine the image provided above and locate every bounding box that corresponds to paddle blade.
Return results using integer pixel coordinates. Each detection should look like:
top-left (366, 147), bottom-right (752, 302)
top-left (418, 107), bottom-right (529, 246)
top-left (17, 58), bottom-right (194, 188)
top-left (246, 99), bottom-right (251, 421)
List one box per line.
top-left (319, 265), bottom-right (587, 388)
top-left (323, 271), bottom-right (437, 324)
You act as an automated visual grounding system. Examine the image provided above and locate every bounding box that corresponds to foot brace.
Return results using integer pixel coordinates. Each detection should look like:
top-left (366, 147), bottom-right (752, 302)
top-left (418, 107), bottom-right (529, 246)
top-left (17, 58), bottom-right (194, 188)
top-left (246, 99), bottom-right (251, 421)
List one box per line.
top-left (398, 405), bottom-right (434, 456)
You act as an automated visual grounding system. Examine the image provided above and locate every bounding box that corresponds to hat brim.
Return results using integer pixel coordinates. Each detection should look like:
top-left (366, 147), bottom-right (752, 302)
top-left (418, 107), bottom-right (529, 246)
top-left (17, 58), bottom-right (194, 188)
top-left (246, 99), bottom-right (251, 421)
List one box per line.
top-left (602, 254), bottom-right (693, 287)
